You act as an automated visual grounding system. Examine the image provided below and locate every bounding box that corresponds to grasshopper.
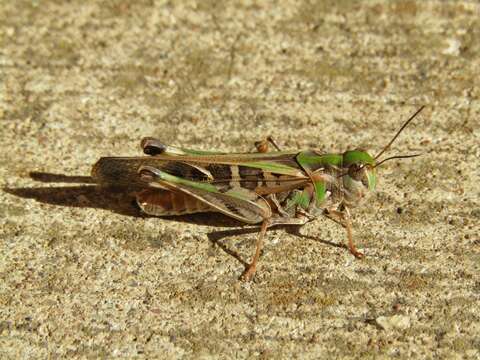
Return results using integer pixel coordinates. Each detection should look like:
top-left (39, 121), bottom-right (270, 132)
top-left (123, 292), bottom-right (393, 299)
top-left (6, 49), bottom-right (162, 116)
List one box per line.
top-left (92, 106), bottom-right (424, 280)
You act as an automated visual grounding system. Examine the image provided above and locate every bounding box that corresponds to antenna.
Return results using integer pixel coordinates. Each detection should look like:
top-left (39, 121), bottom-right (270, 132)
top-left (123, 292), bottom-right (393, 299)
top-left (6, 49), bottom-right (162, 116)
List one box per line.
top-left (374, 106), bottom-right (425, 160)
top-left (374, 153), bottom-right (422, 168)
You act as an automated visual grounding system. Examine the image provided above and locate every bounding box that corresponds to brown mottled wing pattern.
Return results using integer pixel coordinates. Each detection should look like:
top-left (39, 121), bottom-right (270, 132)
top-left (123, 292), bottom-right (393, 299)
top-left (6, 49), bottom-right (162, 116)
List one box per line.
top-left (91, 152), bottom-right (309, 221)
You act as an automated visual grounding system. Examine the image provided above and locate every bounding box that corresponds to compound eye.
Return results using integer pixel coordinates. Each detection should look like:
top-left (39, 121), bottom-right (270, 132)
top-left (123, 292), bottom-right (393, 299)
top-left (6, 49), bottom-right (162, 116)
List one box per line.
top-left (348, 163), bottom-right (363, 181)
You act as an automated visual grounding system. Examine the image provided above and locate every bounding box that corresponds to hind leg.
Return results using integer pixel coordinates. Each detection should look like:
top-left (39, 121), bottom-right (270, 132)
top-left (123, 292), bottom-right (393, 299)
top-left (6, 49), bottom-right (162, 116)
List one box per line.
top-left (241, 215), bottom-right (311, 281)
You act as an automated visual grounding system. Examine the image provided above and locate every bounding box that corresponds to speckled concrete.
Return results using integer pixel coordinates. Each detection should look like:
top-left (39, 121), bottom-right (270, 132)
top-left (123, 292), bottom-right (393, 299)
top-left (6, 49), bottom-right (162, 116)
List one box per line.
top-left (1, 1), bottom-right (479, 358)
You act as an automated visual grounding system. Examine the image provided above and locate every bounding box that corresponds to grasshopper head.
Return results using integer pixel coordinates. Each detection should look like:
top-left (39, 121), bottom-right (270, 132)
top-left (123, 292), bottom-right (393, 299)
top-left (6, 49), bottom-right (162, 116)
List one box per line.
top-left (342, 150), bottom-right (377, 202)
top-left (339, 106), bottom-right (425, 205)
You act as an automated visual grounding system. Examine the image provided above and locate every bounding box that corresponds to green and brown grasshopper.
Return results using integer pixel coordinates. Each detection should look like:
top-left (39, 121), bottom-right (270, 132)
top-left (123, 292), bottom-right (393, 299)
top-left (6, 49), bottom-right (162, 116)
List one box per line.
top-left (92, 107), bottom-right (424, 280)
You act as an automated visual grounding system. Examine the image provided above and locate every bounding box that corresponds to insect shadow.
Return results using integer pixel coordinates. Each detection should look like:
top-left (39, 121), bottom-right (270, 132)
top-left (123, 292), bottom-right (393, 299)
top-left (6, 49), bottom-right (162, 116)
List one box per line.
top-left (207, 225), bottom-right (346, 269)
top-left (4, 171), bottom-right (242, 226)
top-left (5, 171), bottom-right (347, 267)
top-left (5, 172), bottom-right (143, 218)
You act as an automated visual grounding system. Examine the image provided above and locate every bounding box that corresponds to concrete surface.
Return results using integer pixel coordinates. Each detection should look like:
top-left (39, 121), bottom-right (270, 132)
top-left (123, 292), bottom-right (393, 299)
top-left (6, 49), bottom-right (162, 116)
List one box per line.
top-left (1, 1), bottom-right (479, 358)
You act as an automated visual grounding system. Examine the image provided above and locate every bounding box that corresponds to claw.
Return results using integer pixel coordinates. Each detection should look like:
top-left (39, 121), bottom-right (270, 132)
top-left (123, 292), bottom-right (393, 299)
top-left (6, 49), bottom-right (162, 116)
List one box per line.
top-left (240, 265), bottom-right (257, 282)
top-left (349, 247), bottom-right (364, 259)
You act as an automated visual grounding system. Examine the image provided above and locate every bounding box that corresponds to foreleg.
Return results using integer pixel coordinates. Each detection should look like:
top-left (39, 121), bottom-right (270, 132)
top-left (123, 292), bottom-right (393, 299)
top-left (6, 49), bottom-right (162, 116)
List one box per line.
top-left (324, 207), bottom-right (364, 259)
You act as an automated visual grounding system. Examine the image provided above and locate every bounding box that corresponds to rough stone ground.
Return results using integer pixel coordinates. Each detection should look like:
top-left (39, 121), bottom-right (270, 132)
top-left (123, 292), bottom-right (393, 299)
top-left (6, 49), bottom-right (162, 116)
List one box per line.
top-left (1, 1), bottom-right (479, 358)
